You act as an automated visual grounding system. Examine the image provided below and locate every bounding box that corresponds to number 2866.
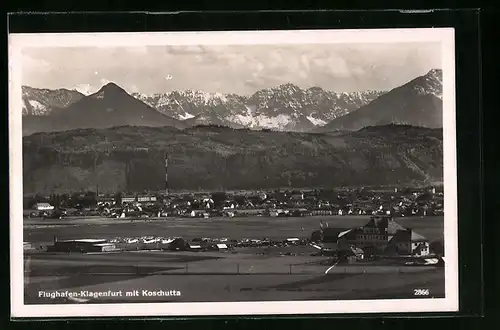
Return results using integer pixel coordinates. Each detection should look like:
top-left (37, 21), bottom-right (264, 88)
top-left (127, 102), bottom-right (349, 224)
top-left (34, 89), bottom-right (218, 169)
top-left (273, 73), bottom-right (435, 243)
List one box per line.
top-left (414, 289), bottom-right (430, 296)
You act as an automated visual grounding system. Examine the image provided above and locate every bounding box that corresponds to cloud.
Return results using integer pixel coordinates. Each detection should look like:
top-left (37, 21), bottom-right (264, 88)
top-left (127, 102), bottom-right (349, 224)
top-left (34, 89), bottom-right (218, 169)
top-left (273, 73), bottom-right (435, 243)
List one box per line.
top-left (98, 78), bottom-right (112, 87)
top-left (300, 55), bottom-right (310, 71)
top-left (165, 45), bottom-right (206, 55)
top-left (21, 53), bottom-right (52, 74)
top-left (20, 42), bottom-right (442, 95)
top-left (352, 66), bottom-right (366, 76)
top-left (126, 84), bottom-right (140, 94)
top-left (124, 46), bottom-right (149, 55)
top-left (298, 70), bottom-right (308, 79)
top-left (325, 56), bottom-right (351, 78)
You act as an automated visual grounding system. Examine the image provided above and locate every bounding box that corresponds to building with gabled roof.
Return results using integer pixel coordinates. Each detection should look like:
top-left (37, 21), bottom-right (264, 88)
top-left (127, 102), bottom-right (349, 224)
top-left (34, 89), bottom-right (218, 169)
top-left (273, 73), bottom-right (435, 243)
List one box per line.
top-left (33, 202), bottom-right (54, 211)
top-left (350, 246), bottom-right (365, 258)
top-left (311, 215), bottom-right (430, 257)
top-left (311, 228), bottom-right (343, 253)
top-left (386, 228), bottom-right (430, 256)
top-left (207, 243), bottom-right (228, 251)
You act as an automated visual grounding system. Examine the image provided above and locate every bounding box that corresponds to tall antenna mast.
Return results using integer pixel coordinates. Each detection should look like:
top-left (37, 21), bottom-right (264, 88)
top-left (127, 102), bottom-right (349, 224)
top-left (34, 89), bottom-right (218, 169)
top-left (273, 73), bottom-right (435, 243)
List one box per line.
top-left (165, 153), bottom-right (169, 196)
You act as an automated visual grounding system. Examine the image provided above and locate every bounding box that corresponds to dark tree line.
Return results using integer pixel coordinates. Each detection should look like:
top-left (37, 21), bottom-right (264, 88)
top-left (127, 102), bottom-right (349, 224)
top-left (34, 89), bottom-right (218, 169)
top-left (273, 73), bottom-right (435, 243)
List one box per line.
top-left (23, 191), bottom-right (101, 209)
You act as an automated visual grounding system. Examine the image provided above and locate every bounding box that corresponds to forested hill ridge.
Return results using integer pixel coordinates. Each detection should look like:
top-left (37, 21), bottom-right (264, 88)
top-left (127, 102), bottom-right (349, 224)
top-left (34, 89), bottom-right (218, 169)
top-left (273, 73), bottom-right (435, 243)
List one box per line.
top-left (22, 124), bottom-right (443, 194)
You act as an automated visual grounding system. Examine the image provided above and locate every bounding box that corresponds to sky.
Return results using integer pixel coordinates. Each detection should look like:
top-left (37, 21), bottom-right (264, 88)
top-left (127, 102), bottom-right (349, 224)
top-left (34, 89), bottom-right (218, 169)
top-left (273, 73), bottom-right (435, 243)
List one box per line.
top-left (21, 42), bottom-right (442, 95)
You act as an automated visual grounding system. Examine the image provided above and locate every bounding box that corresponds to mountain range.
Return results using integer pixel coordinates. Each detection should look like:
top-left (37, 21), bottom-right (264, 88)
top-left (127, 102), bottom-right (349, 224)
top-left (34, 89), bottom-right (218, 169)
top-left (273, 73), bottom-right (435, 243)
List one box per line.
top-left (22, 86), bottom-right (85, 116)
top-left (22, 124), bottom-right (443, 193)
top-left (132, 85), bottom-right (385, 132)
top-left (22, 83), bottom-right (187, 136)
top-left (20, 69), bottom-right (442, 136)
top-left (315, 69), bottom-right (443, 132)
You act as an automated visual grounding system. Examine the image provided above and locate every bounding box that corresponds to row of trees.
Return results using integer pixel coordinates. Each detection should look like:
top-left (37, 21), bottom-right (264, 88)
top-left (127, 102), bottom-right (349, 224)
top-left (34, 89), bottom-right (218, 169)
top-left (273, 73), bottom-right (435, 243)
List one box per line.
top-left (23, 192), bottom-right (108, 209)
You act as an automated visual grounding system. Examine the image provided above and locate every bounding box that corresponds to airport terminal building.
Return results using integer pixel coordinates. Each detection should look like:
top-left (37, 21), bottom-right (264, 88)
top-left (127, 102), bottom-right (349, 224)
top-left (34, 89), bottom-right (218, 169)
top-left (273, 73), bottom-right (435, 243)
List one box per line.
top-left (312, 215), bottom-right (430, 258)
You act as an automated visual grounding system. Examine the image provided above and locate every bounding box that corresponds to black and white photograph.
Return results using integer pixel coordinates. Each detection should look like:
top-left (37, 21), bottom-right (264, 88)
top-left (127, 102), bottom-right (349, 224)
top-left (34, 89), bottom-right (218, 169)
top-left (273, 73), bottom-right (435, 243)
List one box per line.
top-left (9, 28), bottom-right (458, 317)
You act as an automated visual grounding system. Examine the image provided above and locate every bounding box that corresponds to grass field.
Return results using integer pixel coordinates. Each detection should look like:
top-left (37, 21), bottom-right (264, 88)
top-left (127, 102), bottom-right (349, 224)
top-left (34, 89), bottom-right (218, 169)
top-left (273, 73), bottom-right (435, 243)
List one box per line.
top-left (23, 215), bottom-right (444, 243)
top-left (24, 251), bottom-right (444, 304)
top-left (23, 215), bottom-right (445, 304)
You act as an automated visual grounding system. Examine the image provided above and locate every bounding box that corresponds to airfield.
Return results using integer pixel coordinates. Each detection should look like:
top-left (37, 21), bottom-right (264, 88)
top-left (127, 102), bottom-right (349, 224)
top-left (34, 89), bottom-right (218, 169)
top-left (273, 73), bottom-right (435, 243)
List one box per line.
top-left (23, 215), bottom-right (445, 304)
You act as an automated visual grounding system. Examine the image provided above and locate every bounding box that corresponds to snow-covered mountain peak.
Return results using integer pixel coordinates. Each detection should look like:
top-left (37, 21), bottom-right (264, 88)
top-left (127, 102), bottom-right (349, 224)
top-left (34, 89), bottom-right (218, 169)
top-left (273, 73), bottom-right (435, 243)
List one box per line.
top-left (21, 86), bottom-right (84, 116)
top-left (71, 84), bottom-right (96, 96)
top-left (411, 68), bottom-right (443, 100)
top-left (130, 84), bottom-right (386, 131)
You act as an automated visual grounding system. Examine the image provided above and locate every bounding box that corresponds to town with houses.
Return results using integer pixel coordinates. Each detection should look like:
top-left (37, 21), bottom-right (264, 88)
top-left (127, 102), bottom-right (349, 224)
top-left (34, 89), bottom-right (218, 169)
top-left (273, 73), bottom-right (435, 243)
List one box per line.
top-left (26, 185), bottom-right (443, 220)
top-left (24, 185), bottom-right (444, 266)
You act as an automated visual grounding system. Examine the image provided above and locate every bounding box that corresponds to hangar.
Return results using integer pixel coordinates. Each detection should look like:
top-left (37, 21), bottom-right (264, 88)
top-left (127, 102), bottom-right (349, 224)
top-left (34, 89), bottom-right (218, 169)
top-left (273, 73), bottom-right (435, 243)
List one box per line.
top-left (47, 238), bottom-right (117, 253)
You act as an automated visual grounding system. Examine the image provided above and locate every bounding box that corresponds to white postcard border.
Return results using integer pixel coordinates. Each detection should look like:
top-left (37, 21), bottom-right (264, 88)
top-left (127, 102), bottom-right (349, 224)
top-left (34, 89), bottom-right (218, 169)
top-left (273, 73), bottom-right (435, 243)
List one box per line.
top-left (9, 28), bottom-right (458, 318)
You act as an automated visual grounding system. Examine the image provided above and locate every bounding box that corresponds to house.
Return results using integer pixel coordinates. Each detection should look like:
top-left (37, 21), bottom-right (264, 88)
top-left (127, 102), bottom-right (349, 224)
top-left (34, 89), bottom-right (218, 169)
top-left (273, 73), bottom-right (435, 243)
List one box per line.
top-left (263, 199), bottom-right (278, 208)
top-left (314, 228), bottom-right (346, 252)
top-left (289, 191), bottom-right (304, 201)
top-left (190, 210), bottom-right (209, 218)
top-left (201, 198), bottom-right (215, 209)
top-left (97, 194), bottom-right (116, 204)
top-left (350, 246), bottom-right (365, 260)
top-left (137, 195), bottom-right (157, 203)
top-left (386, 228), bottom-right (430, 256)
top-left (339, 246), bottom-right (365, 263)
top-left (33, 202), bottom-right (54, 211)
top-left (208, 243), bottom-right (228, 251)
top-left (247, 195), bottom-right (264, 206)
top-left (222, 200), bottom-right (237, 209)
top-left (269, 209), bottom-right (288, 217)
top-left (311, 209), bottom-right (334, 216)
top-left (121, 195), bottom-right (137, 204)
top-left (311, 215), bottom-right (428, 257)
top-left (336, 215), bottom-right (391, 252)
top-left (317, 200), bottom-right (331, 208)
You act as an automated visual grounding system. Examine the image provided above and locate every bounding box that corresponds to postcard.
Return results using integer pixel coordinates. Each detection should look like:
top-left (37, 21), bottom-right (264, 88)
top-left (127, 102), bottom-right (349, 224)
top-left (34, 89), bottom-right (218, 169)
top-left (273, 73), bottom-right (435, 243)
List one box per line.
top-left (9, 28), bottom-right (458, 318)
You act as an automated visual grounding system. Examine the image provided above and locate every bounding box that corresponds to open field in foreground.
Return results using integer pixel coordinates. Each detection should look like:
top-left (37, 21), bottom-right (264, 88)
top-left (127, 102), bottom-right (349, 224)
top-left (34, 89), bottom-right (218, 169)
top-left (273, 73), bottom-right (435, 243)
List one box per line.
top-left (22, 215), bottom-right (445, 303)
top-left (23, 215), bottom-right (445, 243)
top-left (24, 250), bottom-right (445, 304)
